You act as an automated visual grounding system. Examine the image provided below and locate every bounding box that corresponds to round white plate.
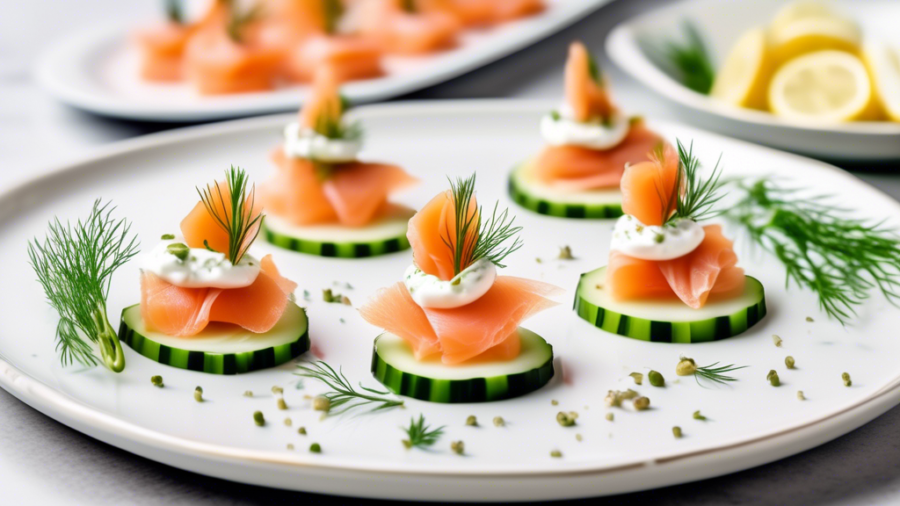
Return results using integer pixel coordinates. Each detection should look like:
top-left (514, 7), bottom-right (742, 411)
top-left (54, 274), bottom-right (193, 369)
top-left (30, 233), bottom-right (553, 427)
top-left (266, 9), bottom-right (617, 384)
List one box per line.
top-left (35, 0), bottom-right (608, 122)
top-left (2, 100), bottom-right (900, 502)
top-left (605, 0), bottom-right (900, 161)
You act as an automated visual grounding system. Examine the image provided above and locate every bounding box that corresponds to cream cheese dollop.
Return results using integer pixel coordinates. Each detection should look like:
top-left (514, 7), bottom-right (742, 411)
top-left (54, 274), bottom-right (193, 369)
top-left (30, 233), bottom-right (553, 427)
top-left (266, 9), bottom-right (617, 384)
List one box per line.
top-left (404, 258), bottom-right (497, 309)
top-left (283, 122), bottom-right (362, 163)
top-left (610, 215), bottom-right (705, 261)
top-left (141, 240), bottom-right (260, 289)
top-left (540, 105), bottom-right (630, 150)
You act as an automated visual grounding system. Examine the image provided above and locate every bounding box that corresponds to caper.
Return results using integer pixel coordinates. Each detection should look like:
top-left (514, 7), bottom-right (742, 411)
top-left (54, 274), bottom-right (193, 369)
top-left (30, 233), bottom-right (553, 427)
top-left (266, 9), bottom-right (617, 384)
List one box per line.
top-left (648, 370), bottom-right (665, 387)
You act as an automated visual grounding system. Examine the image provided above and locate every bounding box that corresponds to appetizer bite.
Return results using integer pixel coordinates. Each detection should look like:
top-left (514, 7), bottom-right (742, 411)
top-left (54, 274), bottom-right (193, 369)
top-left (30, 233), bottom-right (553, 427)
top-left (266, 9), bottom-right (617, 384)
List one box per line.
top-left (261, 69), bottom-right (418, 258)
top-left (574, 142), bottom-right (766, 342)
top-left (358, 0), bottom-right (461, 55)
top-left (510, 41), bottom-right (667, 219)
top-left (120, 167), bottom-right (310, 374)
top-left (360, 175), bottom-right (562, 403)
top-left (419, 0), bottom-right (544, 27)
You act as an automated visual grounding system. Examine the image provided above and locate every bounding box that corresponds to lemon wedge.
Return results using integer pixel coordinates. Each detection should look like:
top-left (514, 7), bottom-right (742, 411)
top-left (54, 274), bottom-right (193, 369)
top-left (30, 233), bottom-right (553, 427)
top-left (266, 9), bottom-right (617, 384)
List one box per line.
top-left (710, 28), bottom-right (773, 110)
top-left (770, 1), bottom-right (841, 35)
top-left (769, 50), bottom-right (876, 123)
top-left (863, 40), bottom-right (900, 122)
top-left (769, 12), bottom-right (861, 65)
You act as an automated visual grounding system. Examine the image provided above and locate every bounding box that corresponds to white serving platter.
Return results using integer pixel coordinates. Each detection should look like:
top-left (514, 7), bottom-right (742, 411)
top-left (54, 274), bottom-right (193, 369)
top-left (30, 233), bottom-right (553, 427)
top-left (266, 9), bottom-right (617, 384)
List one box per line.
top-left (605, 0), bottom-right (900, 161)
top-left (34, 0), bottom-right (609, 123)
top-left (2, 100), bottom-right (900, 502)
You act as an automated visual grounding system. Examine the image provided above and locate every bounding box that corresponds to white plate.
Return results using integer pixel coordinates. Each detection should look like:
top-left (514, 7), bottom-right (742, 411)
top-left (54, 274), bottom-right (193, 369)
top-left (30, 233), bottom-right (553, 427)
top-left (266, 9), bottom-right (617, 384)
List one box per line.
top-left (34, 0), bottom-right (608, 122)
top-left (2, 100), bottom-right (900, 501)
top-left (605, 0), bottom-right (900, 161)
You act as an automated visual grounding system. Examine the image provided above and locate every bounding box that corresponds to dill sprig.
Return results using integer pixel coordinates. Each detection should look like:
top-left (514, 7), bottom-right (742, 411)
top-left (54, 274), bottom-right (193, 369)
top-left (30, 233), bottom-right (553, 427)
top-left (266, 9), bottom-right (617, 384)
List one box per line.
top-left (678, 357), bottom-right (746, 387)
top-left (401, 414), bottom-right (445, 450)
top-left (226, 0), bottom-right (263, 43)
top-left (27, 200), bottom-right (139, 372)
top-left (295, 361), bottom-right (404, 416)
top-left (323, 0), bottom-right (344, 34)
top-left (660, 139), bottom-right (724, 225)
top-left (662, 22), bottom-right (715, 94)
top-left (165, 0), bottom-right (185, 24)
top-left (312, 95), bottom-right (362, 141)
top-left (196, 166), bottom-right (263, 265)
top-left (442, 174), bottom-right (523, 276)
top-left (725, 178), bottom-right (900, 324)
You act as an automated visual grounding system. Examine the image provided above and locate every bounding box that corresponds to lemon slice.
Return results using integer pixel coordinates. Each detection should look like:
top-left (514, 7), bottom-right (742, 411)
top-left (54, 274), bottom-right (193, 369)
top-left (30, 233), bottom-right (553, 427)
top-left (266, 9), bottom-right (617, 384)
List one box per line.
top-left (769, 50), bottom-right (875, 123)
top-left (769, 15), bottom-right (861, 65)
top-left (710, 28), bottom-right (773, 110)
top-left (863, 40), bottom-right (900, 122)
top-left (770, 1), bottom-right (841, 35)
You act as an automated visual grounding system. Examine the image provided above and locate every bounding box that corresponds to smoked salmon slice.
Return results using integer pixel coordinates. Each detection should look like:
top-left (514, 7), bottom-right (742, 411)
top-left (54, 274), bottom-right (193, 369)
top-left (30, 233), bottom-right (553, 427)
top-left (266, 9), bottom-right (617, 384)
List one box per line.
top-left (184, 28), bottom-right (282, 94)
top-left (358, 0), bottom-right (460, 54)
top-left (261, 149), bottom-right (339, 225)
top-left (135, 23), bottom-right (193, 81)
top-left (359, 277), bottom-right (561, 364)
top-left (141, 254), bottom-right (296, 337)
top-left (619, 143), bottom-right (680, 226)
top-left (566, 41), bottom-right (613, 123)
top-left (420, 0), bottom-right (543, 26)
top-left (532, 121), bottom-right (665, 190)
top-left (406, 189), bottom-right (478, 281)
top-left (286, 34), bottom-right (383, 83)
top-left (606, 226), bottom-right (745, 308)
top-left (181, 180), bottom-right (262, 254)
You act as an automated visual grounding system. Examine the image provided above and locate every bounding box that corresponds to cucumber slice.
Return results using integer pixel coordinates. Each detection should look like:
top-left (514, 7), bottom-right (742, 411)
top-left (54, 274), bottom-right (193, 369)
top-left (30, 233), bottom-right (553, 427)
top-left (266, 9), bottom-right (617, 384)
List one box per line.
top-left (371, 328), bottom-right (554, 403)
top-left (574, 267), bottom-right (767, 343)
top-left (262, 207), bottom-right (414, 258)
top-left (508, 162), bottom-right (623, 219)
top-left (119, 302), bottom-right (309, 374)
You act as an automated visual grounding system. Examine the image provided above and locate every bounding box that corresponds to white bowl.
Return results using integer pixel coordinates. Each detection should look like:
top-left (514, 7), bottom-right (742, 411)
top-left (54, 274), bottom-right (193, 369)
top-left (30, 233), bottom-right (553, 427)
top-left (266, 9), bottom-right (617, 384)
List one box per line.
top-left (606, 0), bottom-right (900, 161)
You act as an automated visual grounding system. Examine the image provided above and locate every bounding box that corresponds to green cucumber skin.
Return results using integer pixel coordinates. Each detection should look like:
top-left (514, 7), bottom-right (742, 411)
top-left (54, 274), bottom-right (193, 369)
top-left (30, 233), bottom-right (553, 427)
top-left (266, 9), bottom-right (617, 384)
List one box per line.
top-left (370, 341), bottom-right (554, 404)
top-left (573, 274), bottom-right (767, 343)
top-left (507, 171), bottom-right (623, 219)
top-left (118, 305), bottom-right (310, 375)
top-left (263, 225), bottom-right (411, 258)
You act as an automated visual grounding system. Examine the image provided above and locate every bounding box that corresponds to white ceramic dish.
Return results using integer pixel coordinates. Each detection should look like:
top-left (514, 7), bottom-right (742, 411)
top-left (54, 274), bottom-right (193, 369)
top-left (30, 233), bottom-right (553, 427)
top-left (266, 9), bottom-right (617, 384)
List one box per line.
top-left (605, 0), bottom-right (900, 161)
top-left (2, 101), bottom-right (900, 501)
top-left (34, 0), bottom-right (608, 123)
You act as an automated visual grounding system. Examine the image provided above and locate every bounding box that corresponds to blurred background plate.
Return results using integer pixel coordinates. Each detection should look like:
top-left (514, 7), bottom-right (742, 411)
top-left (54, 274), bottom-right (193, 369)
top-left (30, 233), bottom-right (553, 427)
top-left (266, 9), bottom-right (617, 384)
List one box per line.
top-left (605, 0), bottom-right (900, 161)
top-left (34, 0), bottom-right (610, 122)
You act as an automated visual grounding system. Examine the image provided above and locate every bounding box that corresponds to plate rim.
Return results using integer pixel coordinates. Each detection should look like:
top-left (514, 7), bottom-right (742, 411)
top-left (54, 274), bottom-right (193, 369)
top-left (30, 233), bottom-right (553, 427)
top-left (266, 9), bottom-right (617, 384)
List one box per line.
top-left (4, 99), bottom-right (900, 496)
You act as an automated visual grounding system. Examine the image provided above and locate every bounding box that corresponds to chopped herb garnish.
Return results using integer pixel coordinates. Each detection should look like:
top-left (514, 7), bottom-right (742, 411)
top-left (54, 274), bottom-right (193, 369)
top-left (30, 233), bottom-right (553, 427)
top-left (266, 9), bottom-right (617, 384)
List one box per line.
top-left (556, 412), bottom-right (578, 427)
top-left (277, 398), bottom-right (288, 410)
top-left (196, 166), bottom-right (262, 265)
top-left (785, 356), bottom-right (796, 369)
top-left (797, 391), bottom-right (806, 401)
top-left (160, 233), bottom-right (175, 240)
top-left (493, 416), bottom-right (505, 427)
top-left (772, 335), bottom-right (783, 347)
top-left (166, 243), bottom-right (189, 261)
top-left (605, 412), bottom-right (614, 422)
top-left (629, 372), bottom-right (643, 385)
top-left (287, 443), bottom-right (294, 450)
top-left (443, 174), bottom-right (523, 276)
top-left (806, 316), bottom-right (814, 322)
top-left (465, 415), bottom-right (478, 426)
top-left (151, 375), bottom-right (164, 388)
top-left (298, 427), bottom-right (307, 435)
top-left (243, 390), bottom-right (253, 397)
top-left (550, 450), bottom-right (563, 458)
top-left (401, 415), bottom-right (445, 450)
top-left (551, 399), bottom-right (559, 406)
top-left (284, 418), bottom-right (292, 427)
top-left (842, 372), bottom-right (852, 387)
top-left (767, 370), bottom-right (781, 387)
top-left (725, 178), bottom-right (900, 325)
top-left (309, 443), bottom-right (322, 453)
top-left (558, 245), bottom-right (574, 260)
top-left (672, 426), bottom-right (683, 439)
top-left (677, 356), bottom-right (746, 387)
top-left (194, 386), bottom-right (203, 402)
top-left (661, 22), bottom-right (715, 94)
top-left (633, 397), bottom-right (650, 411)
top-left (693, 410), bottom-right (707, 421)
top-left (450, 441), bottom-right (465, 455)
top-left (648, 370), bottom-right (665, 387)
top-left (253, 411), bottom-right (265, 426)
top-left (296, 361), bottom-right (404, 416)
top-left (28, 199), bottom-right (139, 372)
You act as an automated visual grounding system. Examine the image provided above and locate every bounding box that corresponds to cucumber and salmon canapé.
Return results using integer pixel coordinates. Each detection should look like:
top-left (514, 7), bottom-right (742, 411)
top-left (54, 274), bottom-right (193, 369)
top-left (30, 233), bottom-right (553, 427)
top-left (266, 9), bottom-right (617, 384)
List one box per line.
top-left (359, 174), bottom-right (562, 403)
top-left (259, 69), bottom-right (418, 258)
top-left (510, 41), bottom-right (667, 219)
top-left (575, 142), bottom-right (766, 342)
top-left (119, 167), bottom-right (309, 374)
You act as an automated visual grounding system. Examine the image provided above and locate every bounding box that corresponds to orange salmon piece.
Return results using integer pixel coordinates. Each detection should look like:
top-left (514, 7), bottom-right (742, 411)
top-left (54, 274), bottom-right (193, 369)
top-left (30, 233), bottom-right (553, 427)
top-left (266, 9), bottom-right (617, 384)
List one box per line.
top-left (358, 282), bottom-right (442, 360)
top-left (181, 180), bottom-right (262, 255)
top-left (261, 149), bottom-right (339, 225)
top-left (322, 162), bottom-right (418, 227)
top-left (184, 29), bottom-right (282, 94)
top-left (620, 143), bottom-right (680, 226)
top-left (406, 190), bottom-right (478, 281)
top-left (286, 34), bottom-right (383, 83)
top-left (533, 121), bottom-right (665, 190)
top-left (565, 41), bottom-right (613, 123)
top-left (359, 0), bottom-right (460, 55)
top-left (140, 255), bottom-right (295, 337)
top-left (135, 23), bottom-right (192, 81)
top-left (606, 225), bottom-right (745, 309)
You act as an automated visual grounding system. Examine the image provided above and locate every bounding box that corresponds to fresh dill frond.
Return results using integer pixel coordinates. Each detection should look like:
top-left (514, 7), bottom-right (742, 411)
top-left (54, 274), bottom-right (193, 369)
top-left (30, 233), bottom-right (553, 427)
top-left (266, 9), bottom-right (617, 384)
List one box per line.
top-left (666, 140), bottom-right (724, 224)
top-left (295, 361), bottom-right (404, 416)
top-left (226, 0), bottom-right (264, 43)
top-left (587, 50), bottom-right (603, 84)
top-left (694, 362), bottom-right (746, 386)
top-left (323, 0), bottom-right (344, 34)
top-left (313, 106), bottom-right (362, 141)
top-left (442, 174), bottom-right (523, 276)
top-left (27, 200), bottom-right (139, 372)
top-left (725, 178), bottom-right (900, 324)
top-left (662, 22), bottom-right (715, 94)
top-left (196, 166), bottom-right (263, 265)
top-left (165, 0), bottom-right (185, 24)
top-left (401, 414), bottom-right (445, 449)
